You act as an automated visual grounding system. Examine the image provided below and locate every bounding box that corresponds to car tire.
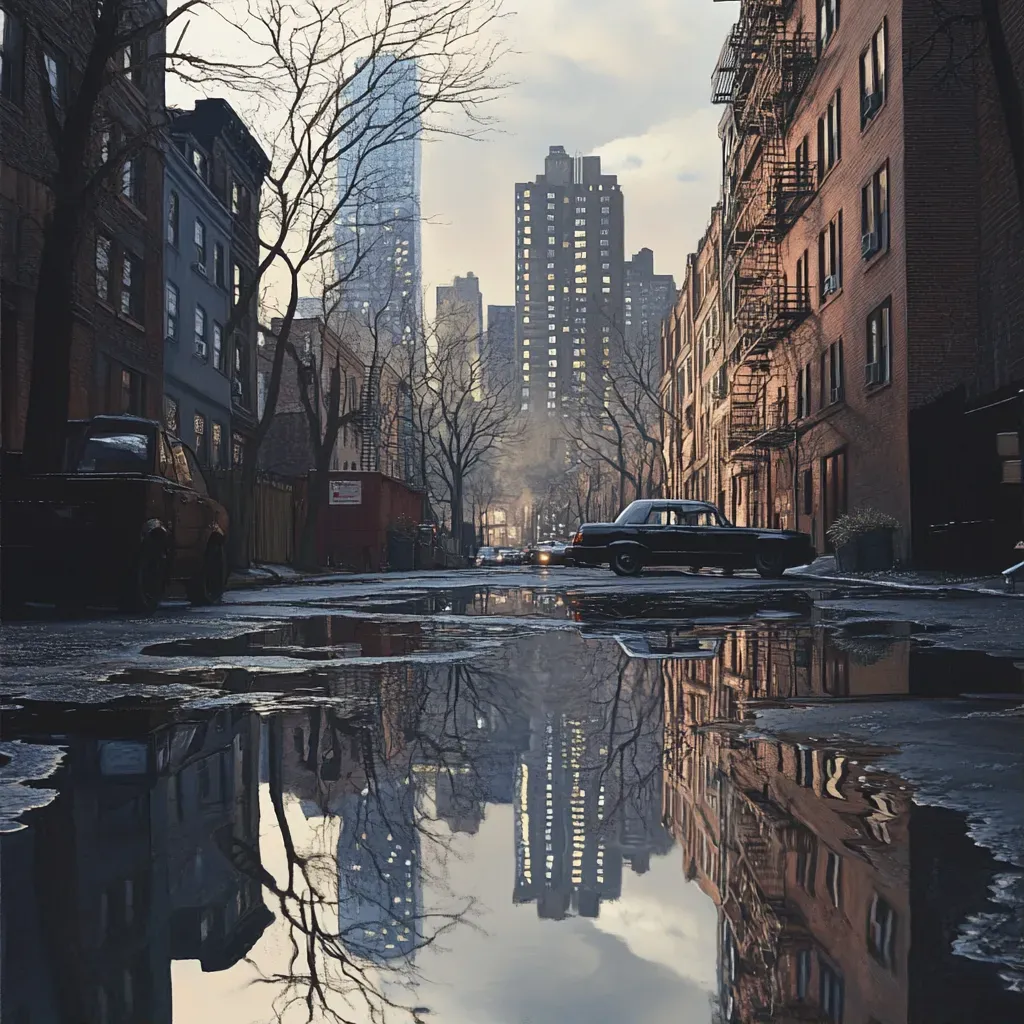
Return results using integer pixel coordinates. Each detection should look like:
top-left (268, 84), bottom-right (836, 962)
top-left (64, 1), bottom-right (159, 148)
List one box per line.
top-left (123, 534), bottom-right (168, 614)
top-left (754, 547), bottom-right (787, 579)
top-left (610, 550), bottom-right (644, 577)
top-left (187, 540), bottom-right (227, 605)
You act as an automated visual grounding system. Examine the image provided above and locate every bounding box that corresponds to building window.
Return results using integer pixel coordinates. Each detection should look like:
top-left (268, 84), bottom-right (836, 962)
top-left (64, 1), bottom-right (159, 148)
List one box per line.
top-left (165, 281), bottom-right (178, 340)
top-left (795, 248), bottom-right (810, 306)
top-left (866, 298), bottom-right (892, 386)
top-left (817, 90), bottom-right (842, 180)
top-left (825, 851), bottom-right (842, 908)
top-left (797, 362), bottom-right (812, 419)
top-left (194, 218), bottom-right (206, 271)
top-left (167, 190), bottom-right (179, 246)
top-left (818, 211), bottom-right (843, 301)
top-left (121, 38), bottom-right (146, 89)
top-left (42, 47), bottom-right (66, 112)
top-left (121, 155), bottom-right (141, 206)
top-left (861, 21), bottom-right (887, 126)
top-left (163, 395), bottom-right (179, 434)
top-left (193, 413), bottom-right (207, 463)
top-left (192, 147), bottom-right (208, 182)
top-left (818, 961), bottom-right (844, 1023)
top-left (231, 180), bottom-right (248, 217)
top-left (194, 305), bottom-right (207, 358)
top-left (867, 894), bottom-right (897, 969)
top-left (232, 262), bottom-right (243, 307)
top-left (95, 235), bottom-right (112, 303)
top-left (1, 9), bottom-right (25, 105)
top-left (212, 322), bottom-right (223, 370)
top-left (211, 422), bottom-right (223, 468)
top-left (861, 163), bottom-right (889, 258)
top-left (120, 251), bottom-right (143, 321)
top-left (213, 242), bottom-right (225, 287)
top-left (820, 340), bottom-right (844, 406)
top-left (231, 432), bottom-right (244, 467)
top-left (818, 0), bottom-right (840, 52)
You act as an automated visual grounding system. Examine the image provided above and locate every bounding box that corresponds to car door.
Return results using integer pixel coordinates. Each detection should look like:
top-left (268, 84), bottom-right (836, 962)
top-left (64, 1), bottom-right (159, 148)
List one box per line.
top-left (667, 506), bottom-right (726, 565)
top-left (660, 506), bottom-right (704, 564)
top-left (183, 445), bottom-right (218, 548)
top-left (168, 437), bottom-right (203, 576)
top-left (637, 506), bottom-right (675, 562)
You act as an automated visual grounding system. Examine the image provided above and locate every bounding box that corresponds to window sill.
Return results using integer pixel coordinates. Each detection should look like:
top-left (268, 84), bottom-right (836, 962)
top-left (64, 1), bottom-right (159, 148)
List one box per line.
top-left (817, 159), bottom-right (841, 191)
top-left (117, 195), bottom-right (146, 220)
top-left (864, 379), bottom-right (893, 398)
top-left (119, 312), bottom-right (145, 332)
top-left (862, 244), bottom-right (891, 271)
top-left (860, 100), bottom-right (887, 137)
top-left (819, 285), bottom-right (844, 309)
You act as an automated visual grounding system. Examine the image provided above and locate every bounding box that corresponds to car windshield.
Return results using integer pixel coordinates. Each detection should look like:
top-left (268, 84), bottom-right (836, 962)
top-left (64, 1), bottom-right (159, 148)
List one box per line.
top-left (614, 502), bottom-right (644, 524)
top-left (75, 431), bottom-right (151, 474)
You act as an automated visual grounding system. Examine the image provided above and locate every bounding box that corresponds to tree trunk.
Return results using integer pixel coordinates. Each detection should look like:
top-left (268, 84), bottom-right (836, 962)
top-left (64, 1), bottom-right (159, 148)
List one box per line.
top-left (297, 470), bottom-right (330, 571)
top-left (234, 458), bottom-right (259, 571)
top-left (981, 0), bottom-right (1024, 215)
top-left (451, 475), bottom-right (464, 555)
top-left (22, 203), bottom-right (80, 470)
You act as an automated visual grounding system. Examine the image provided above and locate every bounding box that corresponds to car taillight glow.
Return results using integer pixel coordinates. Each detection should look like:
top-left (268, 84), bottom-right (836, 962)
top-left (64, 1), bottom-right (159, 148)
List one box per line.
top-left (572, 531), bottom-right (583, 545)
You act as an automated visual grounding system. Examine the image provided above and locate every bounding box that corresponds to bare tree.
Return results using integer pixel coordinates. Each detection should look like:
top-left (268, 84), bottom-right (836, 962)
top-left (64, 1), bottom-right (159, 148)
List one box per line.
top-left (195, 0), bottom-right (507, 561)
top-left (20, 0), bottom-right (217, 470)
top-left (421, 319), bottom-right (519, 555)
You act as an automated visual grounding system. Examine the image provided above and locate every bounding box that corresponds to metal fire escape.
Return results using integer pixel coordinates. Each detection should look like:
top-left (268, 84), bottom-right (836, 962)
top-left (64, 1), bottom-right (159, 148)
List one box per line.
top-left (712, 0), bottom-right (817, 460)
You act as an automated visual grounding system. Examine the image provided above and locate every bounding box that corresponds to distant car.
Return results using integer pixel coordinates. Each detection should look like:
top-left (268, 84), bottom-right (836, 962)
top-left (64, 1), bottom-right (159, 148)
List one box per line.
top-left (531, 541), bottom-right (569, 567)
top-left (498, 547), bottom-right (523, 566)
top-left (475, 546), bottom-right (501, 567)
top-left (568, 499), bottom-right (815, 579)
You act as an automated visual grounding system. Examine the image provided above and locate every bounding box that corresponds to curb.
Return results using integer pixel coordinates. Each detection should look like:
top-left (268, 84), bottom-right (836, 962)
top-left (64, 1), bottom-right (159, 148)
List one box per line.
top-left (787, 570), bottom-right (1023, 599)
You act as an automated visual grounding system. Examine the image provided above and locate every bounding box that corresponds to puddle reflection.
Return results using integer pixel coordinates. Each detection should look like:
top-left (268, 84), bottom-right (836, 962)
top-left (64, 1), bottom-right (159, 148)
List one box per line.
top-left (2, 617), bottom-right (1022, 1023)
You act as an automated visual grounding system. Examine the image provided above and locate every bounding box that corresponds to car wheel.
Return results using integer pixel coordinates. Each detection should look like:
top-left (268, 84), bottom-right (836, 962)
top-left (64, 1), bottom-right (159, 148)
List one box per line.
top-left (611, 550), bottom-right (644, 577)
top-left (754, 547), bottom-right (787, 579)
top-left (123, 534), bottom-right (168, 614)
top-left (187, 540), bottom-right (227, 605)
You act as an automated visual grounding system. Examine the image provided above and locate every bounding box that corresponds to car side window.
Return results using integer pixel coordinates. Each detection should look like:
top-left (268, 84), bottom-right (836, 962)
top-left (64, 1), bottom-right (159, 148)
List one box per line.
top-left (645, 509), bottom-right (669, 526)
top-left (157, 433), bottom-right (177, 482)
top-left (183, 447), bottom-right (209, 496)
top-left (170, 440), bottom-right (192, 486)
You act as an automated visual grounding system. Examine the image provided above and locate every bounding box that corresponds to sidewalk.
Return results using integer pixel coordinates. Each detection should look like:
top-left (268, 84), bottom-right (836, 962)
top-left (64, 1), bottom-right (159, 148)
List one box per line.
top-left (788, 556), bottom-right (1020, 598)
top-left (226, 563), bottom-right (341, 590)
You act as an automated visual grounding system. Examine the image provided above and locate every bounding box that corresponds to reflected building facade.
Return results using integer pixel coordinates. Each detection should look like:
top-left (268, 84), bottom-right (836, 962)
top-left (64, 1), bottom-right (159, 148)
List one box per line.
top-left (660, 616), bottom-right (1024, 1024)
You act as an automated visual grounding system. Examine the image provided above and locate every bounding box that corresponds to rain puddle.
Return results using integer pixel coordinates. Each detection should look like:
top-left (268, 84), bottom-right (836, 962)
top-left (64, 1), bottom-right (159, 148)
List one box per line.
top-left (2, 595), bottom-right (1023, 1023)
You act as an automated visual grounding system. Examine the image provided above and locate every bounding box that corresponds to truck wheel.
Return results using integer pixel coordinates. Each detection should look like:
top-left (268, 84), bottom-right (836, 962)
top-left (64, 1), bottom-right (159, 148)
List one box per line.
top-left (187, 540), bottom-right (227, 605)
top-left (123, 535), bottom-right (168, 614)
top-left (611, 550), bottom-right (644, 577)
top-left (755, 548), bottom-right (787, 579)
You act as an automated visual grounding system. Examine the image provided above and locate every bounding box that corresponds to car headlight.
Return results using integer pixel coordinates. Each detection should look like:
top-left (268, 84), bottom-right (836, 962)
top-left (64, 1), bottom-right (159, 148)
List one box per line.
top-left (540, 553), bottom-right (550, 563)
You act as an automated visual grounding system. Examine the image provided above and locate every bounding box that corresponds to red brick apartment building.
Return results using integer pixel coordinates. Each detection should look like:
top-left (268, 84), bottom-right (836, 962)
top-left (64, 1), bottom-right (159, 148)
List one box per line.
top-left (662, 0), bottom-right (1024, 567)
top-left (1, 1), bottom-right (166, 448)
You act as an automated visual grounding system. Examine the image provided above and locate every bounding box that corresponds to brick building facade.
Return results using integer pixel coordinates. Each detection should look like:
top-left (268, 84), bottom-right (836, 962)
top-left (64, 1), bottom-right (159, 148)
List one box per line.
top-left (1, 0), bottom-right (166, 449)
top-left (662, 0), bottom-right (1024, 567)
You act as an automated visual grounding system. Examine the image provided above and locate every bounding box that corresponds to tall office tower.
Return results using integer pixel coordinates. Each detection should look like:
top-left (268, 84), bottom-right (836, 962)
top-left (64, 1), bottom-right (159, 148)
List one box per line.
top-left (515, 147), bottom-right (625, 431)
top-left (624, 248), bottom-right (676, 368)
top-left (334, 56), bottom-right (422, 345)
top-left (435, 272), bottom-right (484, 380)
top-left (484, 304), bottom-right (516, 392)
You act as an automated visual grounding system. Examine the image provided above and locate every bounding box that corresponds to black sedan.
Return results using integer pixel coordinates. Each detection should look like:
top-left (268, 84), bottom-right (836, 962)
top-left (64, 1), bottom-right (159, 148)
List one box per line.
top-left (568, 499), bottom-right (815, 579)
top-left (529, 541), bottom-right (570, 567)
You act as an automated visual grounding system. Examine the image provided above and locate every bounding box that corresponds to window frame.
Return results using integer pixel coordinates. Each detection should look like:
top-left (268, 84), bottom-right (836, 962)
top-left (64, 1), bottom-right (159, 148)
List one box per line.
top-left (193, 217), bottom-right (207, 272)
top-left (95, 234), bottom-right (113, 304)
top-left (866, 298), bottom-right (892, 387)
top-left (860, 20), bottom-right (888, 128)
top-left (817, 211), bottom-right (843, 302)
top-left (817, 90), bottom-right (842, 181)
top-left (0, 8), bottom-right (25, 106)
top-left (119, 250), bottom-right (144, 322)
top-left (167, 190), bottom-right (179, 247)
top-left (818, 0), bottom-right (840, 53)
top-left (165, 280), bottom-right (179, 341)
top-left (861, 162), bottom-right (889, 259)
top-left (194, 304), bottom-right (208, 359)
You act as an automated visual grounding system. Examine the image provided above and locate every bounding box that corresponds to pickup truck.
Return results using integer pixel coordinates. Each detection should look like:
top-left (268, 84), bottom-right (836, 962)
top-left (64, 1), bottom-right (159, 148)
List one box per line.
top-left (2, 415), bottom-right (229, 614)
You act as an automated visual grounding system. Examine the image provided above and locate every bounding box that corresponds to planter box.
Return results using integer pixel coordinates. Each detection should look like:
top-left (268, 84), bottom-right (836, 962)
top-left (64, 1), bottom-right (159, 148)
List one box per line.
top-left (836, 528), bottom-right (895, 573)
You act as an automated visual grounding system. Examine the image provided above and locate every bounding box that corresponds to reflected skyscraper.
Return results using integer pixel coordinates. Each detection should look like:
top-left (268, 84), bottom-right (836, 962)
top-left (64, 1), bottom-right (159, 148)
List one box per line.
top-left (334, 56), bottom-right (422, 344)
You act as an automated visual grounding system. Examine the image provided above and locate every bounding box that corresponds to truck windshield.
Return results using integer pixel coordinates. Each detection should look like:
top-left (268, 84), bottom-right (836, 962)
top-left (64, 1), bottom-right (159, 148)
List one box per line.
top-left (75, 432), bottom-right (151, 474)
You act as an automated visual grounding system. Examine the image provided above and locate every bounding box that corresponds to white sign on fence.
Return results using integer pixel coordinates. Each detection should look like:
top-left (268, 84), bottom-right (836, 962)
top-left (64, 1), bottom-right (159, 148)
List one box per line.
top-left (329, 479), bottom-right (362, 505)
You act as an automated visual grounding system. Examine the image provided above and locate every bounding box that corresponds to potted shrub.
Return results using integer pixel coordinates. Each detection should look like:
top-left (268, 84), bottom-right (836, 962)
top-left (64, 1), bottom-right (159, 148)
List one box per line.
top-left (827, 508), bottom-right (900, 572)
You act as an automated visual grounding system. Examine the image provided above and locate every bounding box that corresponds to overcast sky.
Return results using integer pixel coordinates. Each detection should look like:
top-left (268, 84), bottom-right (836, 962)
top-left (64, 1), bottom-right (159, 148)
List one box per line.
top-left (169, 0), bottom-right (736, 324)
top-left (422, 0), bottom-right (737, 319)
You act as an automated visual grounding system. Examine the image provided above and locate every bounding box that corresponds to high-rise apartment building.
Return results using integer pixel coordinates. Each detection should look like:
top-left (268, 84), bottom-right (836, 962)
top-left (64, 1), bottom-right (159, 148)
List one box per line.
top-left (515, 147), bottom-right (625, 425)
top-left (484, 304), bottom-right (516, 392)
top-left (624, 248), bottom-right (676, 367)
top-left (334, 56), bottom-right (421, 345)
top-left (435, 272), bottom-right (483, 377)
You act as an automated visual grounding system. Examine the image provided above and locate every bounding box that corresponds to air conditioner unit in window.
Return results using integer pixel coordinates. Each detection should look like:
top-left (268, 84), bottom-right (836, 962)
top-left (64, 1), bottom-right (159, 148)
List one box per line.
top-left (862, 90), bottom-right (883, 121)
top-left (231, 378), bottom-right (243, 399)
top-left (861, 231), bottom-right (879, 258)
top-left (192, 261), bottom-right (208, 278)
top-left (865, 361), bottom-right (883, 385)
top-left (823, 275), bottom-right (840, 296)
top-left (830, 386), bottom-right (843, 404)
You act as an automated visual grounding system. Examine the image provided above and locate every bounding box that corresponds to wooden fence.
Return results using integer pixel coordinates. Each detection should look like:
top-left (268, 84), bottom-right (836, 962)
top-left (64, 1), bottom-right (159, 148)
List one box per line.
top-left (208, 470), bottom-right (304, 568)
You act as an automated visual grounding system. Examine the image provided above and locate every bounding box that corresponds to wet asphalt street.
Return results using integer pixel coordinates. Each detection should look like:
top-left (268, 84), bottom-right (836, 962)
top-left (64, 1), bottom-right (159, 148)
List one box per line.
top-left (1, 567), bottom-right (1023, 1023)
